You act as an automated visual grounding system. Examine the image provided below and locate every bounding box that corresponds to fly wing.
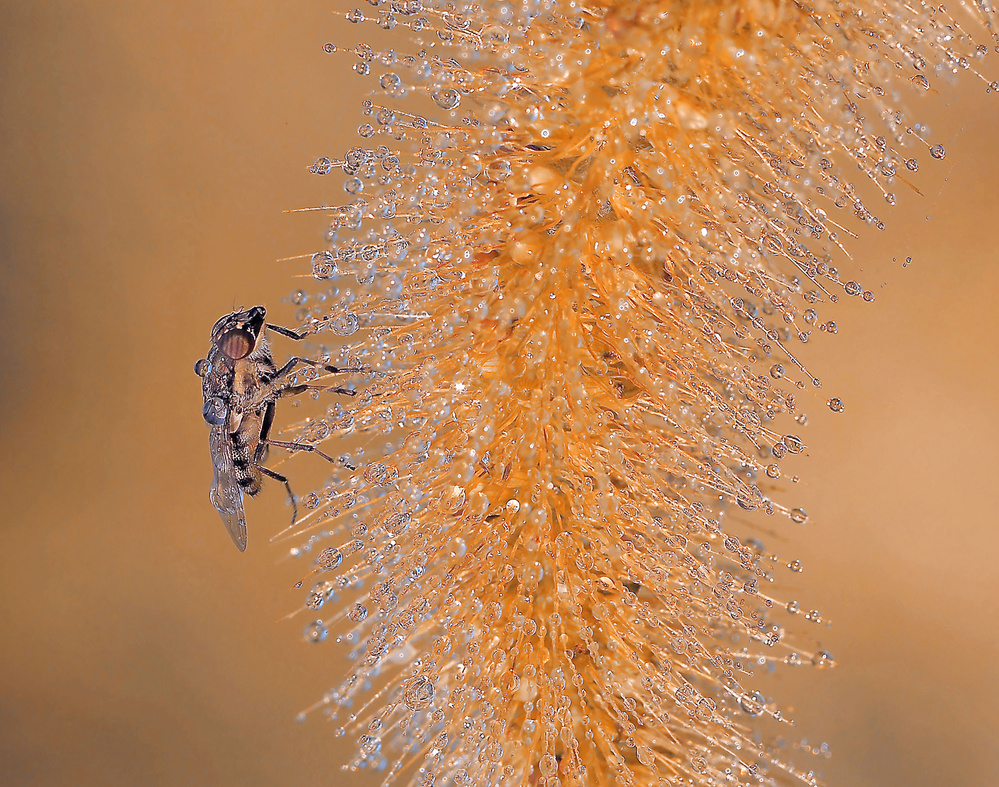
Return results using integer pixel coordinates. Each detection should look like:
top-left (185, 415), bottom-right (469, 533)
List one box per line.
top-left (209, 425), bottom-right (247, 551)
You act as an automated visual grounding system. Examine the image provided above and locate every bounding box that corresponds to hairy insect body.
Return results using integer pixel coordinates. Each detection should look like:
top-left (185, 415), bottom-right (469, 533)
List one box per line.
top-left (197, 305), bottom-right (352, 551)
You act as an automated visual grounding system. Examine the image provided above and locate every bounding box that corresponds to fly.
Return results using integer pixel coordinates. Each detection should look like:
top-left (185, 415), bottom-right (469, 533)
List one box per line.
top-left (195, 305), bottom-right (353, 551)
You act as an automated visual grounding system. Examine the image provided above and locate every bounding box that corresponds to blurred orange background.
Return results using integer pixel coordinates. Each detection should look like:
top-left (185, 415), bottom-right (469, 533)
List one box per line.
top-left (1, 3), bottom-right (997, 786)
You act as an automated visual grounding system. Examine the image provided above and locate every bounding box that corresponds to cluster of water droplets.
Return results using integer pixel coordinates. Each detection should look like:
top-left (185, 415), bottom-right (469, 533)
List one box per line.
top-left (271, 2), bottom-right (997, 786)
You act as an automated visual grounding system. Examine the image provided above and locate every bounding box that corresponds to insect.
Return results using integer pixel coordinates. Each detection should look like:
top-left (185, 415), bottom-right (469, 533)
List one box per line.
top-left (195, 305), bottom-right (353, 551)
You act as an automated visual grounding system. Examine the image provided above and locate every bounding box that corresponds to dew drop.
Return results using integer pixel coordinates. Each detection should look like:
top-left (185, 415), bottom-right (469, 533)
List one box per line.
top-left (739, 691), bottom-right (765, 716)
top-left (783, 435), bottom-right (803, 454)
top-left (790, 508), bottom-right (809, 524)
top-left (403, 676), bottom-right (435, 711)
top-left (432, 88), bottom-right (461, 110)
top-left (812, 650), bottom-right (835, 669)
top-left (305, 620), bottom-right (328, 643)
top-left (317, 547), bottom-right (343, 570)
top-left (312, 250), bottom-right (338, 280)
top-left (310, 157), bottom-right (333, 175)
top-left (826, 397), bottom-right (844, 413)
top-left (485, 160), bottom-right (512, 182)
top-left (332, 312), bottom-right (360, 336)
top-left (380, 72), bottom-right (402, 91)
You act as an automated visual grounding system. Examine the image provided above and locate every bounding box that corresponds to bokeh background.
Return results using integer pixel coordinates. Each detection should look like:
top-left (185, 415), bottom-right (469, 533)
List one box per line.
top-left (1, 3), bottom-right (997, 786)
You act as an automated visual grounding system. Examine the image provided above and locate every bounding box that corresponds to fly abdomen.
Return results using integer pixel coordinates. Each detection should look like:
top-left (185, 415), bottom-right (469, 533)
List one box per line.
top-left (230, 413), bottom-right (264, 496)
top-left (232, 449), bottom-right (262, 495)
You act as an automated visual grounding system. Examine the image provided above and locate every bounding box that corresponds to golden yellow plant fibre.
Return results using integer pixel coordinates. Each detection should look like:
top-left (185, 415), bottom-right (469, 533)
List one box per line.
top-left (275, 1), bottom-right (998, 785)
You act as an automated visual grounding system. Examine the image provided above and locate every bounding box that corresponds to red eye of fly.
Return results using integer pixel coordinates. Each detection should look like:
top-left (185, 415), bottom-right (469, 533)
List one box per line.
top-left (218, 329), bottom-right (253, 359)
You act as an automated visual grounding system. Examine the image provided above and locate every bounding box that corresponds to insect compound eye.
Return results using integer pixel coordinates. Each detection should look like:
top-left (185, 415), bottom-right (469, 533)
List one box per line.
top-left (194, 358), bottom-right (210, 377)
top-left (218, 328), bottom-right (254, 359)
top-left (202, 396), bottom-right (227, 426)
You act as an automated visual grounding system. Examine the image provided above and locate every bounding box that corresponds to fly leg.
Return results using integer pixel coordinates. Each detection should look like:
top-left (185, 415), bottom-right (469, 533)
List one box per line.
top-left (258, 464), bottom-right (298, 524)
top-left (253, 401), bottom-right (298, 522)
top-left (271, 356), bottom-right (356, 380)
top-left (263, 436), bottom-right (357, 473)
top-left (278, 381), bottom-right (356, 398)
top-left (263, 438), bottom-right (340, 465)
top-left (265, 322), bottom-right (309, 341)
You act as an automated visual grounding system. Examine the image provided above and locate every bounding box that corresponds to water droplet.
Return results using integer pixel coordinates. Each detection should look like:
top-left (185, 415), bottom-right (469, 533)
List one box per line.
top-left (332, 312), bottom-right (359, 336)
top-left (783, 435), bottom-right (803, 454)
top-left (359, 734), bottom-right (381, 754)
top-left (929, 143), bottom-right (946, 159)
top-left (827, 398), bottom-right (844, 413)
top-left (348, 603), bottom-right (368, 622)
top-left (905, 158), bottom-right (919, 172)
top-left (383, 511), bottom-right (411, 537)
top-left (485, 160), bottom-right (512, 182)
top-left (305, 620), bottom-right (328, 643)
top-left (317, 547), bottom-right (343, 570)
top-left (391, 0), bottom-right (424, 15)
top-left (505, 498), bottom-right (521, 513)
top-left (812, 650), bottom-right (835, 669)
top-left (432, 88), bottom-right (461, 110)
top-left (311, 250), bottom-right (338, 280)
top-left (844, 281), bottom-right (862, 296)
top-left (765, 464), bottom-right (781, 479)
top-left (310, 157), bottom-right (333, 175)
top-left (739, 691), bottom-right (765, 716)
top-left (403, 675), bottom-right (435, 710)
top-left (769, 363), bottom-right (785, 379)
top-left (736, 488), bottom-right (759, 511)
top-left (481, 24), bottom-right (509, 44)
top-left (539, 754), bottom-right (559, 777)
top-left (202, 397), bottom-right (226, 426)
top-left (790, 508), bottom-right (809, 524)
top-left (380, 72), bottom-right (402, 91)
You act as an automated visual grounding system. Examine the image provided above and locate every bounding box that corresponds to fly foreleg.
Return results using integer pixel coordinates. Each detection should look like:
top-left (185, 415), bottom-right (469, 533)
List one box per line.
top-left (271, 356), bottom-right (352, 381)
